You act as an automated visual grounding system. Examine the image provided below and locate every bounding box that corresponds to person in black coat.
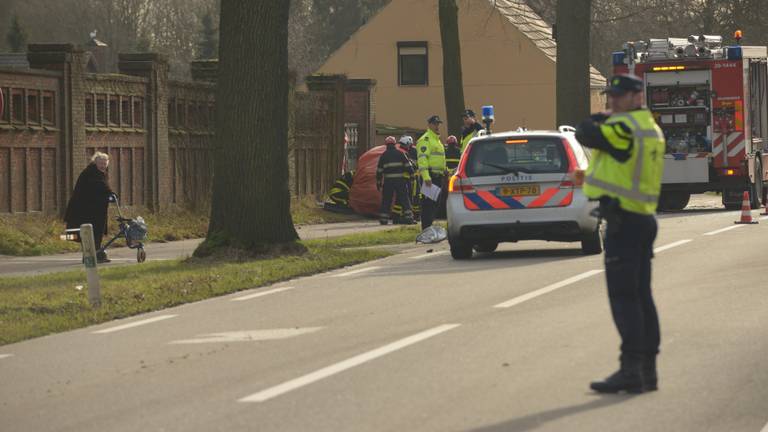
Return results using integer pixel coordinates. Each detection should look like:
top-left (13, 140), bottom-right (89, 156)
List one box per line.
top-left (64, 152), bottom-right (115, 263)
top-left (377, 136), bottom-right (414, 225)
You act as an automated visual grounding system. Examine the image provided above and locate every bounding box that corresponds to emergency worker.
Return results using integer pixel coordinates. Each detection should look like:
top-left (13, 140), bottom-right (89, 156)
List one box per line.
top-left (377, 136), bottom-right (414, 225)
top-left (575, 74), bottom-right (666, 394)
top-left (445, 135), bottom-right (462, 173)
top-left (417, 115), bottom-right (446, 230)
top-left (460, 109), bottom-right (483, 152)
top-left (398, 135), bottom-right (420, 219)
top-left (325, 171), bottom-right (354, 210)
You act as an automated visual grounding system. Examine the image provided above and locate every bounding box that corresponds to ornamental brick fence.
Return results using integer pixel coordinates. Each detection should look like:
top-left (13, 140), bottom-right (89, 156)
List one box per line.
top-left (0, 45), bottom-right (376, 215)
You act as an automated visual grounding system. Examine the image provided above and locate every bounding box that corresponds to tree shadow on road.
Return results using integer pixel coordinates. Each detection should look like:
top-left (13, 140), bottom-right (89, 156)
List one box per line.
top-left (466, 394), bottom-right (634, 432)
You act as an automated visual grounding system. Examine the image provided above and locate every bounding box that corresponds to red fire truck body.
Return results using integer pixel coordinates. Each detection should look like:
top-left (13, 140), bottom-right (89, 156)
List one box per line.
top-left (612, 36), bottom-right (768, 210)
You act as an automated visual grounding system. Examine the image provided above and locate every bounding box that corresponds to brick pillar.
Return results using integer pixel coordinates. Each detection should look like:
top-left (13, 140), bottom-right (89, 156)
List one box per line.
top-left (306, 74), bottom-right (347, 193)
top-left (118, 53), bottom-right (169, 212)
top-left (190, 59), bottom-right (218, 83)
top-left (27, 44), bottom-right (89, 215)
top-left (344, 79), bottom-right (376, 151)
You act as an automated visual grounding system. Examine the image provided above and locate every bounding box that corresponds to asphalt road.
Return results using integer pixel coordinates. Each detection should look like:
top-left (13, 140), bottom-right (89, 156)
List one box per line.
top-left (1, 195), bottom-right (767, 432)
top-left (0, 220), bottom-right (397, 277)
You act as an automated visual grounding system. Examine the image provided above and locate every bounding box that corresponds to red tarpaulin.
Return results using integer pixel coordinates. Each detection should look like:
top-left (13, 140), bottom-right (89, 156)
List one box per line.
top-left (349, 145), bottom-right (386, 216)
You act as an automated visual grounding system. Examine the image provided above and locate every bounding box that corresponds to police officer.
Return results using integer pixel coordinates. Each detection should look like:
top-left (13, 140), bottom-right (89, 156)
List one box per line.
top-left (445, 135), bottom-right (462, 173)
top-left (460, 109), bottom-right (483, 152)
top-left (377, 136), bottom-right (414, 225)
top-left (417, 115), bottom-right (446, 230)
top-left (575, 74), bottom-right (666, 394)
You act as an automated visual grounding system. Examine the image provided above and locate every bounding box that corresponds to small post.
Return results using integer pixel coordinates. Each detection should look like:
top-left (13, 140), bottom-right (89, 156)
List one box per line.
top-left (80, 224), bottom-right (101, 307)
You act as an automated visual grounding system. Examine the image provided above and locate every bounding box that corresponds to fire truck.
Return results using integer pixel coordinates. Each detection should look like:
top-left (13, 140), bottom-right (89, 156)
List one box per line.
top-left (612, 33), bottom-right (768, 210)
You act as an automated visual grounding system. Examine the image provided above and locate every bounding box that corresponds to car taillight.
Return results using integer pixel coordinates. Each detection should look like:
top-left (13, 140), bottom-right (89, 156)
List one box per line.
top-left (560, 180), bottom-right (575, 189)
top-left (448, 173), bottom-right (475, 194)
top-left (561, 138), bottom-right (579, 174)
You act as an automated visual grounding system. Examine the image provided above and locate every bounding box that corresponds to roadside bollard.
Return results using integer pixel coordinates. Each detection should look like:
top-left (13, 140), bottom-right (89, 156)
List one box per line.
top-left (79, 224), bottom-right (101, 307)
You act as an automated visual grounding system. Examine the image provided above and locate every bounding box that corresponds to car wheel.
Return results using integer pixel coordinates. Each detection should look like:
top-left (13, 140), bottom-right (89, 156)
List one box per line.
top-left (449, 237), bottom-right (473, 260)
top-left (473, 241), bottom-right (498, 253)
top-left (581, 227), bottom-right (602, 255)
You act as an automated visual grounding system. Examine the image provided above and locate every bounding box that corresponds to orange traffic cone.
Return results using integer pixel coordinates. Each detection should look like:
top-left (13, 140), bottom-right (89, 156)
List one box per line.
top-left (735, 191), bottom-right (758, 224)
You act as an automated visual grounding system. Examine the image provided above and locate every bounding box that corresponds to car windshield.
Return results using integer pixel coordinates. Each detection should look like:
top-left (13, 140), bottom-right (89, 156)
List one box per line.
top-left (466, 136), bottom-right (569, 177)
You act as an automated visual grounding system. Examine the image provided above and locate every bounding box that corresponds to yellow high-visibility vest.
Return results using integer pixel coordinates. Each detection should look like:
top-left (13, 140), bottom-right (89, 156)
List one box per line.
top-left (584, 109), bottom-right (666, 215)
top-left (416, 129), bottom-right (446, 181)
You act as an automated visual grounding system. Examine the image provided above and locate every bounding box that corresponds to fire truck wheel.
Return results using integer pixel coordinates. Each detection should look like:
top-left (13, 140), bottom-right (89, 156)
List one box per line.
top-left (750, 158), bottom-right (763, 209)
top-left (659, 191), bottom-right (690, 211)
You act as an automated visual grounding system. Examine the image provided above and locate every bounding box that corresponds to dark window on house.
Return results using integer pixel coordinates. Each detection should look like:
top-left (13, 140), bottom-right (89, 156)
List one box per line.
top-left (121, 96), bottom-right (131, 126)
top-left (168, 98), bottom-right (176, 128)
top-left (0, 88), bottom-right (9, 123)
top-left (11, 88), bottom-right (24, 123)
top-left (95, 94), bottom-right (106, 125)
top-left (42, 91), bottom-right (55, 125)
top-left (398, 42), bottom-right (428, 86)
top-left (108, 95), bottom-right (118, 126)
top-left (177, 100), bottom-right (186, 128)
top-left (85, 94), bottom-right (94, 125)
top-left (133, 97), bottom-right (144, 128)
top-left (27, 90), bottom-right (40, 124)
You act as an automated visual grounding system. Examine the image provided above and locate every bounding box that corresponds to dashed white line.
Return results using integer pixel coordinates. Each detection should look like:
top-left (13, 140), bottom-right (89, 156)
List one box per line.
top-left (654, 239), bottom-right (692, 254)
top-left (231, 287), bottom-right (294, 302)
top-left (410, 251), bottom-right (448, 260)
top-left (0, 354), bottom-right (13, 360)
top-left (494, 269), bottom-right (604, 309)
top-left (331, 266), bottom-right (381, 277)
top-left (703, 225), bottom-right (746, 236)
top-left (92, 314), bottom-right (178, 334)
top-left (238, 324), bottom-right (461, 403)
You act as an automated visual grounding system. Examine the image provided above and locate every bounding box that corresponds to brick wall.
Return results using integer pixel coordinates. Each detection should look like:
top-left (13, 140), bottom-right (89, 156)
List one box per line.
top-left (0, 48), bottom-right (377, 215)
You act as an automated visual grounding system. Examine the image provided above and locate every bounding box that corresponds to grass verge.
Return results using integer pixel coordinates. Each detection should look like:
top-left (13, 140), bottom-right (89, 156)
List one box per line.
top-left (0, 243), bottom-right (392, 346)
top-left (1, 197), bottom-right (363, 257)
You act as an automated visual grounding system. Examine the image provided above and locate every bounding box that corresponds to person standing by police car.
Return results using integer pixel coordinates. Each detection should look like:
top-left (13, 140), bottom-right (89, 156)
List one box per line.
top-left (417, 115), bottom-right (447, 230)
top-left (575, 74), bottom-right (666, 394)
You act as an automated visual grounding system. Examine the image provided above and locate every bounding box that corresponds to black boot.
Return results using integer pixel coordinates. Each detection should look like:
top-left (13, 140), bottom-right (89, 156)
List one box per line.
top-left (642, 355), bottom-right (658, 391)
top-left (590, 354), bottom-right (644, 394)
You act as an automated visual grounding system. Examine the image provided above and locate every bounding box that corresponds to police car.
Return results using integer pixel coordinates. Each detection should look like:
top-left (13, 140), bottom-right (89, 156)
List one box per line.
top-left (446, 126), bottom-right (601, 259)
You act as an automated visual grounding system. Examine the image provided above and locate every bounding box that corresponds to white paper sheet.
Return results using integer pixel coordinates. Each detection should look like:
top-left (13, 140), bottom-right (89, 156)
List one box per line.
top-left (421, 182), bottom-right (441, 202)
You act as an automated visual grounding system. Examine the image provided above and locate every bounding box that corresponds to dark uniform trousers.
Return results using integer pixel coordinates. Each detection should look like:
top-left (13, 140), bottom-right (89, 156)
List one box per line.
top-left (380, 178), bottom-right (411, 218)
top-left (603, 209), bottom-right (660, 358)
top-left (420, 173), bottom-right (444, 230)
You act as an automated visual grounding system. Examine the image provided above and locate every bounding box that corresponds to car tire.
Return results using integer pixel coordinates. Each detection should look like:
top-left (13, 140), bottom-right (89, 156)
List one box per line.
top-left (449, 237), bottom-right (473, 260)
top-left (581, 227), bottom-right (603, 255)
top-left (473, 241), bottom-right (498, 253)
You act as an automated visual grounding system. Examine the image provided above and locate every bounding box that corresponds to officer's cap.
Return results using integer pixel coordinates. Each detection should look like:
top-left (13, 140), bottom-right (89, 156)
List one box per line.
top-left (602, 74), bottom-right (643, 95)
top-left (427, 115), bottom-right (443, 124)
top-left (461, 109), bottom-right (476, 118)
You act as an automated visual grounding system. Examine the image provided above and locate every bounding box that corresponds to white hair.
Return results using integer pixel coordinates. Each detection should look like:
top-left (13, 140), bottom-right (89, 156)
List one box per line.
top-left (90, 152), bottom-right (110, 163)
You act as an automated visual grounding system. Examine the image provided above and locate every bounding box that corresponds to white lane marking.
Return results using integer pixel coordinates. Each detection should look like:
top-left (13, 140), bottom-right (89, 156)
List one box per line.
top-left (238, 324), bottom-right (461, 403)
top-left (232, 287), bottom-right (294, 302)
top-left (0, 354), bottom-right (13, 360)
top-left (761, 420), bottom-right (768, 432)
top-left (654, 239), bottom-right (692, 254)
top-left (331, 266), bottom-right (381, 277)
top-left (92, 315), bottom-right (178, 334)
top-left (703, 225), bottom-right (746, 236)
top-left (494, 270), bottom-right (604, 309)
top-left (170, 327), bottom-right (322, 344)
top-left (410, 251), bottom-right (448, 260)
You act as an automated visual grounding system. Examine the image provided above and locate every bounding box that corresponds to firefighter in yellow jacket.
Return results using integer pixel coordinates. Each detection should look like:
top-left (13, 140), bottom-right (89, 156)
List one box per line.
top-left (417, 115), bottom-right (447, 230)
top-left (575, 74), bottom-right (665, 394)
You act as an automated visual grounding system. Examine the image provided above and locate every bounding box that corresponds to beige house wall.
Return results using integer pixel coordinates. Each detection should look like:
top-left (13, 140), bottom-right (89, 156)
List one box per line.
top-left (317, 0), bottom-right (604, 135)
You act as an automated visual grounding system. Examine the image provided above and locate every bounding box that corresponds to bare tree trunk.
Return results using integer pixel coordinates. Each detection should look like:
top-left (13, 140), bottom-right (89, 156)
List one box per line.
top-left (438, 0), bottom-right (466, 138)
top-left (556, 0), bottom-right (592, 127)
top-left (195, 0), bottom-right (301, 257)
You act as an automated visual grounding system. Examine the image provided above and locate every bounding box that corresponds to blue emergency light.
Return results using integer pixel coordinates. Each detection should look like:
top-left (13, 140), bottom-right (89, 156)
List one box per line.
top-left (726, 46), bottom-right (743, 60)
top-left (482, 105), bottom-right (495, 122)
top-left (612, 51), bottom-right (626, 66)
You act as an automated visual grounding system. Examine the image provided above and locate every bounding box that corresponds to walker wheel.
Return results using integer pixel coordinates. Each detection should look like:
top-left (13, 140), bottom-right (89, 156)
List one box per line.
top-left (137, 247), bottom-right (146, 263)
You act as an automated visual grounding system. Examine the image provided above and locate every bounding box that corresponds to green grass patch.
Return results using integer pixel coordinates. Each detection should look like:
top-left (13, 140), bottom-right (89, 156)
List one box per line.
top-left (0, 197), bottom-right (363, 257)
top-left (0, 244), bottom-right (391, 346)
top-left (305, 225), bottom-right (421, 249)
